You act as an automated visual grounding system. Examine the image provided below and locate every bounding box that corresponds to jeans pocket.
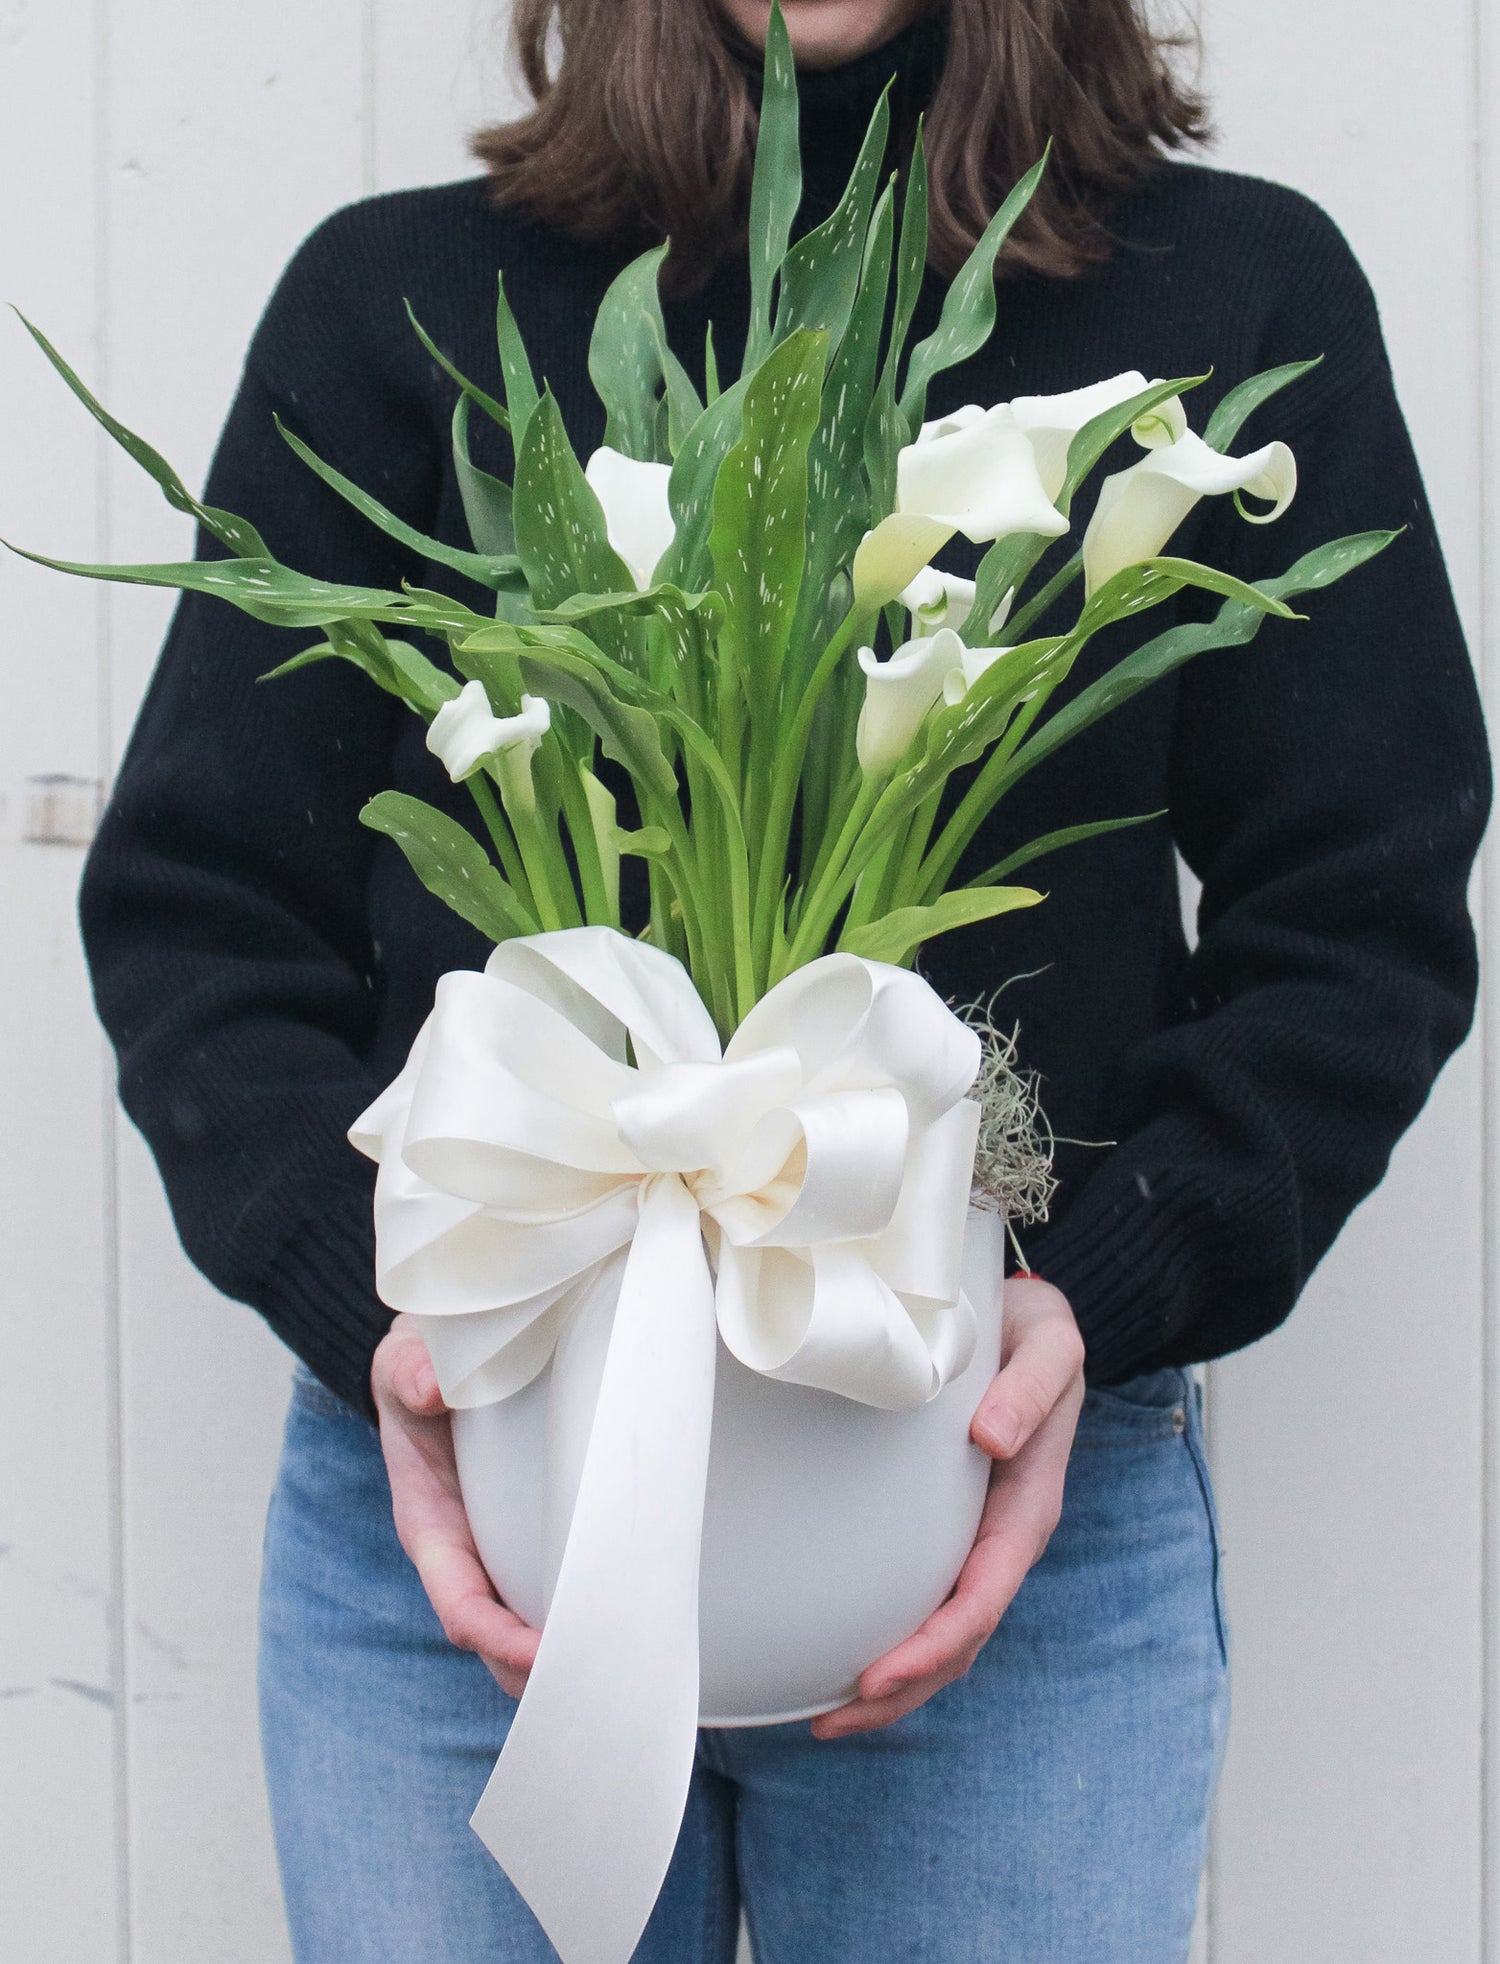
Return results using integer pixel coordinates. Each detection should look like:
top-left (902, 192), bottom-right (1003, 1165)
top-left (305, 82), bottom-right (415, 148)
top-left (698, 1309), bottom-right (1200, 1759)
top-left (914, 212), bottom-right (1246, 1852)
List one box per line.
top-left (1075, 1365), bottom-right (1192, 1446)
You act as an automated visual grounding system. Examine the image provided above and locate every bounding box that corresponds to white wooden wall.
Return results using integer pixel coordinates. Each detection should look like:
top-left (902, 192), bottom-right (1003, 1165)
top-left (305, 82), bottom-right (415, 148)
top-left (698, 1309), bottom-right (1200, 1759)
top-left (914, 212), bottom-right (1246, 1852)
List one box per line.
top-left (0, 3), bottom-right (1492, 1959)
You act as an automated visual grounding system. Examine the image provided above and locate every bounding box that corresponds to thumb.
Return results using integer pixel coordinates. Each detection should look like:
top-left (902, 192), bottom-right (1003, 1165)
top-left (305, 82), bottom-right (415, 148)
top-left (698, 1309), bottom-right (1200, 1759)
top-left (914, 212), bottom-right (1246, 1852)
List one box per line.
top-left (374, 1319), bottom-right (447, 1418)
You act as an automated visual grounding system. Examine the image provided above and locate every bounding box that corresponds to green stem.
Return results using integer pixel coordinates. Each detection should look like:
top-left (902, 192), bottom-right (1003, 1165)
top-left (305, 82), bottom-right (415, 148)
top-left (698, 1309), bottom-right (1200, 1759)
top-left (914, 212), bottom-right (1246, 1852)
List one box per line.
top-left (776, 771), bottom-right (882, 979)
top-left (467, 776), bottom-right (537, 918)
top-left (1003, 549), bottom-right (1083, 641)
top-left (556, 756), bottom-right (615, 928)
top-left (919, 695), bottom-right (1051, 900)
top-left (753, 604), bottom-right (873, 968)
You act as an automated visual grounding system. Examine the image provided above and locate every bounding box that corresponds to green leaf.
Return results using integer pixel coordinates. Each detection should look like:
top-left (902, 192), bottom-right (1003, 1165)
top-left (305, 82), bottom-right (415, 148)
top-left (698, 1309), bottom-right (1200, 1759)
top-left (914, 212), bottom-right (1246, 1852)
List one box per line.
top-left (612, 823), bottom-right (673, 857)
top-left (898, 150), bottom-right (1048, 429)
top-left (646, 313), bottom-right (705, 457)
top-left (0, 540), bottom-right (412, 628)
top-left (1078, 555), bottom-right (1299, 636)
top-left (1056, 375), bottom-right (1209, 512)
top-left (1205, 357), bottom-right (1322, 453)
top-left (512, 391), bottom-right (635, 612)
top-left (259, 630), bottom-right (459, 718)
top-left (275, 414), bottom-right (521, 590)
top-left (655, 375), bottom-right (751, 589)
top-left (15, 308), bottom-right (268, 558)
top-left (863, 126), bottom-right (928, 515)
top-left (967, 810), bottom-right (1164, 887)
top-left (404, 301), bottom-right (509, 430)
top-left (772, 89), bottom-right (890, 353)
top-left (506, 644), bottom-right (679, 803)
top-left (708, 327), bottom-right (826, 701)
top-left (496, 271), bottom-right (541, 451)
top-left (704, 323), bottom-right (720, 404)
top-left (792, 179), bottom-right (895, 661)
top-left (589, 244), bottom-right (671, 462)
top-left (841, 884), bottom-right (1044, 964)
top-left (360, 791), bottom-right (535, 941)
top-left (534, 583), bottom-right (724, 627)
top-left (452, 396), bottom-right (516, 556)
top-left (1007, 531), bottom-right (1400, 787)
top-left (743, 0), bottom-right (802, 374)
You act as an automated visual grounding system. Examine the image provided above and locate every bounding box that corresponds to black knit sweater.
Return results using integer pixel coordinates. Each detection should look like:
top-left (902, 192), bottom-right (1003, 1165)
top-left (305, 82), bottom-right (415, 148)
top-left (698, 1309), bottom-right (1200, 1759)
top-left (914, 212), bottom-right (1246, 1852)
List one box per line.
top-left (78, 32), bottom-right (1489, 1421)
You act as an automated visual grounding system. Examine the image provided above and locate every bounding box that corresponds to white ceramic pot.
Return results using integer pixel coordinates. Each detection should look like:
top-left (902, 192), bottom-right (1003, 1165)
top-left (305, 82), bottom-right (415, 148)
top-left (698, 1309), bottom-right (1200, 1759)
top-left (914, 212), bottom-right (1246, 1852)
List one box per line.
top-left (454, 1208), bottom-right (1005, 1726)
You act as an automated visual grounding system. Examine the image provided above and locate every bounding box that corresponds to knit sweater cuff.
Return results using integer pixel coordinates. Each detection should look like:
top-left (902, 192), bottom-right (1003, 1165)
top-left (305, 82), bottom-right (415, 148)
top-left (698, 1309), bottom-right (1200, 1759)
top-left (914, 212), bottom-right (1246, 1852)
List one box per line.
top-left (1019, 1167), bottom-right (1203, 1386)
top-left (257, 1183), bottom-right (391, 1424)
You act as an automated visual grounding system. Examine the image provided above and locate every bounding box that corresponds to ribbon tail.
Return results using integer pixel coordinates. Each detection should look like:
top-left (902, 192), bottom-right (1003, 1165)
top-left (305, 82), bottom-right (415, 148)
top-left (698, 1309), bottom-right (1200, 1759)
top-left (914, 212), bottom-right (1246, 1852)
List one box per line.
top-left (470, 1174), bottom-right (718, 1964)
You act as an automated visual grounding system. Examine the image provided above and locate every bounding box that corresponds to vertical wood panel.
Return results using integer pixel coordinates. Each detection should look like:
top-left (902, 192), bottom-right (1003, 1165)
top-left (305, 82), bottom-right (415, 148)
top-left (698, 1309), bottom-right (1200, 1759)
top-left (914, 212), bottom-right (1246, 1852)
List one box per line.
top-left (100, 4), bottom-right (369, 1954)
top-left (1200, 1), bottom-right (1486, 1957)
top-left (370, 0), bottom-right (520, 194)
top-left (0, 2), bottom-right (122, 1957)
top-left (1476, 0), bottom-right (1500, 1956)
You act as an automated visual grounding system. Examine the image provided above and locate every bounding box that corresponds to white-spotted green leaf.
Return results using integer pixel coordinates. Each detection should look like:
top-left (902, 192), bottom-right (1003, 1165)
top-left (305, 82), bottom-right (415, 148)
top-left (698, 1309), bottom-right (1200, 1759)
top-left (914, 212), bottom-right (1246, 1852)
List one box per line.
top-left (772, 89), bottom-right (890, 354)
top-left (708, 327), bottom-right (826, 699)
top-left (274, 415), bottom-right (521, 591)
top-left (744, 0), bottom-right (802, 374)
top-left (1204, 357), bottom-right (1322, 454)
top-left (513, 391), bottom-right (636, 616)
top-left (1005, 531), bottom-right (1400, 787)
top-left (360, 790), bottom-right (535, 941)
top-left (898, 150), bottom-right (1049, 430)
top-left (496, 271), bottom-right (541, 451)
top-left (841, 884), bottom-right (1044, 964)
top-left (589, 244), bottom-right (671, 462)
top-left (14, 309), bottom-right (269, 558)
top-left (968, 810), bottom-right (1163, 887)
top-left (404, 301), bottom-right (509, 430)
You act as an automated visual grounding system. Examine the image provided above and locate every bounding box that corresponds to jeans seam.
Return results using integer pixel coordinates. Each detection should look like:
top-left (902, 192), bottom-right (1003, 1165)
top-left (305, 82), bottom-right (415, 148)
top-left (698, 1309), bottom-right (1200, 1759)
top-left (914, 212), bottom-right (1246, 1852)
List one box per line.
top-left (1181, 1400), bottom-right (1230, 1672)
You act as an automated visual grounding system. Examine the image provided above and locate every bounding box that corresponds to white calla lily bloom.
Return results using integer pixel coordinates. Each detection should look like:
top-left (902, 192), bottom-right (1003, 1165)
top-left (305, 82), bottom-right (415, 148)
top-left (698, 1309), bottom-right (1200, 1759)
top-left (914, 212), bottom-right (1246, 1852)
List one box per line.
top-left (854, 373), bottom-right (1186, 610)
top-left (854, 405), bottom-right (1067, 608)
top-left (856, 625), bottom-right (1021, 774)
top-left (427, 681), bottom-right (551, 804)
top-left (584, 446), bottom-right (676, 590)
top-left (1083, 429), bottom-right (1298, 595)
top-left (857, 628), bottom-right (967, 774)
top-left (899, 566), bottom-right (977, 633)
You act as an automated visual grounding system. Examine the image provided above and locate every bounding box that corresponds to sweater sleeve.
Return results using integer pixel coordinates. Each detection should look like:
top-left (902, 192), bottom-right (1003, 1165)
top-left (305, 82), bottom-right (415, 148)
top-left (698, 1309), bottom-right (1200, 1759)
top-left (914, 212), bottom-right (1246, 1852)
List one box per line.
top-left (79, 206), bottom-right (442, 1419)
top-left (1024, 199), bottom-right (1490, 1381)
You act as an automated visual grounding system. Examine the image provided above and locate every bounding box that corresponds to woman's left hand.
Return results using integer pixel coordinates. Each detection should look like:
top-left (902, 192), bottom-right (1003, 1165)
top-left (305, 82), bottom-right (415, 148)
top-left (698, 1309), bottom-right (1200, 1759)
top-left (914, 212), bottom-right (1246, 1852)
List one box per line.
top-left (811, 1274), bottom-right (1086, 1740)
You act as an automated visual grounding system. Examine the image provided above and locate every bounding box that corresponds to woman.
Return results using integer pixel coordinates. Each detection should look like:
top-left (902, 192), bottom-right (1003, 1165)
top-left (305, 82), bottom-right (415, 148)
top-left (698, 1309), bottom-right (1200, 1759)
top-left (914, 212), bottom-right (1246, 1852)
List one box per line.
top-left (78, 0), bottom-right (1487, 1959)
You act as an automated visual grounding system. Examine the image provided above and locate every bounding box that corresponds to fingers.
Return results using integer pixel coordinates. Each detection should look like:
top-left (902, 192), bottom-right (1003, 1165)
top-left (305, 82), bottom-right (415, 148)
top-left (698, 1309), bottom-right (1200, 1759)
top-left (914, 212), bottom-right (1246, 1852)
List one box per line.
top-left (405, 1530), bottom-right (541, 1700)
top-left (371, 1314), bottom-right (447, 1419)
top-left (970, 1274), bottom-right (1085, 1461)
top-left (814, 1314), bottom-right (1086, 1743)
top-left (371, 1314), bottom-right (540, 1698)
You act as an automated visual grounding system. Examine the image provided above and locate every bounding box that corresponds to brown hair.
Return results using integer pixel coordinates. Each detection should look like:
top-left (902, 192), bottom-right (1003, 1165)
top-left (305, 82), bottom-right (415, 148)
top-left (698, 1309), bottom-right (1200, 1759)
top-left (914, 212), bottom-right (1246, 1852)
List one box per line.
top-left (471, 1), bottom-right (1209, 293)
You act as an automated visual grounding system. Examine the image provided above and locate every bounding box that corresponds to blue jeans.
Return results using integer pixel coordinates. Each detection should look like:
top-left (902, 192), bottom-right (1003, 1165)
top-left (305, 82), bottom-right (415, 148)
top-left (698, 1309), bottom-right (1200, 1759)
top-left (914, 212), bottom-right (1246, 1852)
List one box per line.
top-left (260, 1364), bottom-right (1230, 1962)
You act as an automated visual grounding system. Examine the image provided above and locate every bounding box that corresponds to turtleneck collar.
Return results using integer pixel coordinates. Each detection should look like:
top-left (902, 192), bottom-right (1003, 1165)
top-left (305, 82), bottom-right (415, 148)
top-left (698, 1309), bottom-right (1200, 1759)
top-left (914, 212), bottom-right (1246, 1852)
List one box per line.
top-left (731, 15), bottom-right (948, 220)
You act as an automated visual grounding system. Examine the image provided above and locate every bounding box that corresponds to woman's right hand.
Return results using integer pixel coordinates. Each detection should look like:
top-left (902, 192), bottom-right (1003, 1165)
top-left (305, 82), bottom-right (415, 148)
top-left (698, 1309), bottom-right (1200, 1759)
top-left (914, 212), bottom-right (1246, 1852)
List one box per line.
top-left (370, 1313), bottom-right (541, 1699)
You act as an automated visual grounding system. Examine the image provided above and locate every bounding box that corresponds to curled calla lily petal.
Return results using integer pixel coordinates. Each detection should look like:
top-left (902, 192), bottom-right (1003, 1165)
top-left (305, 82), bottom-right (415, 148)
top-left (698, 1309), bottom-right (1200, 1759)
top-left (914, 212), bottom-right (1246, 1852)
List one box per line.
top-left (899, 566), bottom-right (977, 633)
top-left (584, 445), bottom-right (676, 590)
top-left (856, 626), bottom-right (969, 774)
top-left (427, 679), bottom-right (551, 783)
top-left (1008, 370), bottom-right (1174, 499)
top-left (940, 642), bottom-right (1010, 706)
top-left (1082, 429), bottom-right (1298, 595)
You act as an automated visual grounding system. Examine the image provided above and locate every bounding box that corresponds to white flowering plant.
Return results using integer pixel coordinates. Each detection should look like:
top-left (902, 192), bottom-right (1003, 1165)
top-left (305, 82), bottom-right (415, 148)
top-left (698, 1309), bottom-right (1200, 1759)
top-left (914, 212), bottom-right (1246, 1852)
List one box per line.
top-left (10, 2), bottom-right (1388, 1042)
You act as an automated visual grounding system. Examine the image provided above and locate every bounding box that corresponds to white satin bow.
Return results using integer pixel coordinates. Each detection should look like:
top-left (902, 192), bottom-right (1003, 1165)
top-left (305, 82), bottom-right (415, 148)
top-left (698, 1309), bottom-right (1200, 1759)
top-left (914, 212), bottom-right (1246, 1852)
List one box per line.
top-left (350, 927), bottom-right (983, 1964)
